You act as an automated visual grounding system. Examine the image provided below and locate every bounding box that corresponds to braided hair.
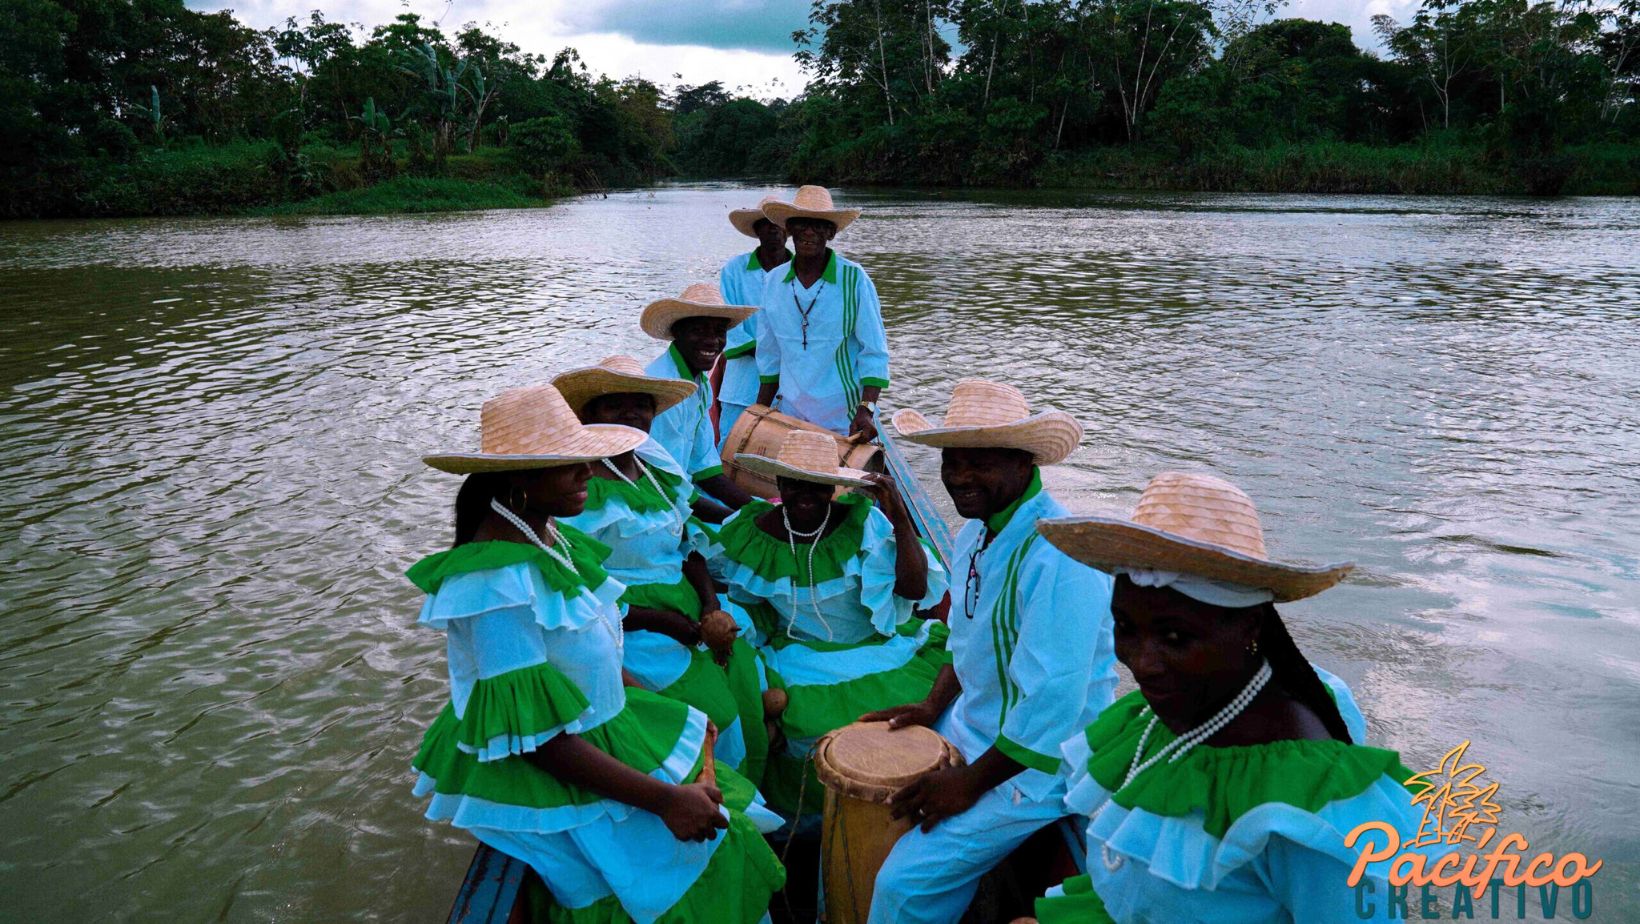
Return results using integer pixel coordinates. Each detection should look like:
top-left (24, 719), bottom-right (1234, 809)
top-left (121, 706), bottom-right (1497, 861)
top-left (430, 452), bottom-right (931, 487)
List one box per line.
top-left (1253, 602), bottom-right (1354, 744)
top-left (453, 472), bottom-right (510, 547)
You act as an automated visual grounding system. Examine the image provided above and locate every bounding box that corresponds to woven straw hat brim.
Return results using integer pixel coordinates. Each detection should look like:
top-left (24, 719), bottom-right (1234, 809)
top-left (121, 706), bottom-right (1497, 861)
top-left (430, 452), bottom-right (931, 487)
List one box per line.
top-left (552, 367), bottom-right (697, 416)
top-left (734, 453), bottom-right (873, 488)
top-left (890, 408), bottom-right (1082, 466)
top-left (729, 208), bottom-right (767, 238)
top-left (1036, 516), bottom-right (1354, 603)
top-left (424, 424), bottom-right (647, 474)
top-left (761, 201), bottom-right (861, 233)
top-left (639, 300), bottom-right (757, 340)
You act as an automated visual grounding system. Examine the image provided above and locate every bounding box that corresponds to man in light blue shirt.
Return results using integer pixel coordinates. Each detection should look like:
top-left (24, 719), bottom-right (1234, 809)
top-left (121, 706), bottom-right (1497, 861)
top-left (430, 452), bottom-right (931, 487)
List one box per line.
top-left (718, 195), bottom-right (791, 451)
top-left (754, 186), bottom-right (890, 441)
top-left (864, 380), bottom-right (1117, 924)
top-left (639, 282), bottom-right (757, 516)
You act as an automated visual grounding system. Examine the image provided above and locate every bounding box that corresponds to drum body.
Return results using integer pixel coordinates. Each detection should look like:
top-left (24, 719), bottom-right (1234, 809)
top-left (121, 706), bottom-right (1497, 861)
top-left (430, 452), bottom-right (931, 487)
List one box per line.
top-left (721, 404), bottom-right (881, 499)
top-left (813, 722), bottom-right (965, 924)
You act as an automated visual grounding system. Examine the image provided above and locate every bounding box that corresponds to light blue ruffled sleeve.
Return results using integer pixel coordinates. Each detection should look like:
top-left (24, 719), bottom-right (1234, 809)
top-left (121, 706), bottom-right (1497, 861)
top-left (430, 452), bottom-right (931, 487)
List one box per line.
top-left (857, 506), bottom-right (950, 636)
top-left (1313, 663), bottom-right (1370, 745)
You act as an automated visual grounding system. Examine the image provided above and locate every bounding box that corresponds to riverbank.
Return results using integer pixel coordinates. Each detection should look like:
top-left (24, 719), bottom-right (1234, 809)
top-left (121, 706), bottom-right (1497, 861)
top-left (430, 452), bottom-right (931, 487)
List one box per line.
top-left (4, 141), bottom-right (570, 219)
top-left (1034, 141), bottom-right (1640, 197)
top-left (6, 139), bottom-right (1638, 219)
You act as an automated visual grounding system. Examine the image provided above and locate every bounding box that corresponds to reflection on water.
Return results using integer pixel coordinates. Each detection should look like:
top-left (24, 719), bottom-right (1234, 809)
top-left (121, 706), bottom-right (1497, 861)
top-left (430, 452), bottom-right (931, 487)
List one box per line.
top-left (1, 185), bottom-right (1636, 920)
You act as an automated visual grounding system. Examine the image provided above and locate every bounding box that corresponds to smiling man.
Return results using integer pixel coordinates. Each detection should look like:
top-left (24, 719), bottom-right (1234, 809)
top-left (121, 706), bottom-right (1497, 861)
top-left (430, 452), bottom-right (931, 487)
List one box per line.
top-left (863, 380), bottom-right (1117, 924)
top-left (753, 185), bottom-right (889, 442)
top-left (640, 282), bottom-right (757, 515)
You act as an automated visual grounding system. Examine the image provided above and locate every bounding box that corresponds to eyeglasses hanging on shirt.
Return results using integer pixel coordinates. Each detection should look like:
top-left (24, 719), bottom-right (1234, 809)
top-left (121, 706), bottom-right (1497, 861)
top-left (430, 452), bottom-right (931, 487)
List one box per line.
top-left (792, 280), bottom-right (825, 349)
top-left (964, 531), bottom-right (995, 618)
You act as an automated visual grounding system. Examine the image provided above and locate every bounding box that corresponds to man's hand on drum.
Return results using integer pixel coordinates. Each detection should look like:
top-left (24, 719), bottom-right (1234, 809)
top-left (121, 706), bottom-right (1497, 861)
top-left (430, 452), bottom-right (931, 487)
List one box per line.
top-left (859, 698), bottom-right (940, 729)
top-left (887, 765), bottom-right (983, 833)
top-left (661, 782), bottom-right (728, 842)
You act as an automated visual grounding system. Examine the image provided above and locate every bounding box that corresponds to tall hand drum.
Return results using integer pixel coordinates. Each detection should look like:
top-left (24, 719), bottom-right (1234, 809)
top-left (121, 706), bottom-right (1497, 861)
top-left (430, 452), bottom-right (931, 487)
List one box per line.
top-left (813, 722), bottom-right (965, 924)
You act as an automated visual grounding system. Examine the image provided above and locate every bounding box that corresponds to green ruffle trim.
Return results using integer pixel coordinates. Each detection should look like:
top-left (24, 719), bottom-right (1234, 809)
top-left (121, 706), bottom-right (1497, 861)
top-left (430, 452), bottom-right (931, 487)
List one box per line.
top-left (760, 620), bottom-right (949, 818)
top-left (715, 494), bottom-right (874, 586)
top-left (584, 463), bottom-right (685, 516)
top-left (414, 687), bottom-right (693, 809)
top-left (621, 576), bottom-right (704, 622)
top-left (407, 528), bottom-right (612, 595)
top-left (649, 639), bottom-right (769, 783)
top-left (1086, 691), bottom-right (1419, 840)
top-left (1034, 874), bottom-right (1114, 924)
top-left (458, 662), bottom-right (592, 757)
top-left (527, 806), bottom-right (784, 924)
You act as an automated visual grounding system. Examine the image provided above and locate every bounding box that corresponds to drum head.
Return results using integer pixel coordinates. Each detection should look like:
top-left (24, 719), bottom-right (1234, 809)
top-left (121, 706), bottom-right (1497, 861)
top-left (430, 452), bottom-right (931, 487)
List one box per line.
top-left (813, 722), bottom-right (963, 803)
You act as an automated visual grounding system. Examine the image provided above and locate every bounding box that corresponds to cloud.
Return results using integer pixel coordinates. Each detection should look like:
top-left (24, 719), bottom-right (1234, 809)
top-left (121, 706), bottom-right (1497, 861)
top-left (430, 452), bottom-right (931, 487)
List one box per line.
top-left (188, 0), bottom-right (809, 90)
top-left (1284, 0), bottom-right (1424, 51)
top-left (564, 0), bottom-right (813, 54)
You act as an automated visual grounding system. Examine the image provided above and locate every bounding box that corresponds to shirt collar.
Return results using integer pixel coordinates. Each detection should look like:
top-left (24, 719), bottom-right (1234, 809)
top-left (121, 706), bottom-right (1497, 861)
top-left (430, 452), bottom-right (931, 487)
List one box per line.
top-left (783, 249), bottom-right (838, 285)
top-left (985, 468), bottom-right (1044, 535)
top-left (667, 343), bottom-right (704, 383)
top-left (746, 248), bottom-right (793, 271)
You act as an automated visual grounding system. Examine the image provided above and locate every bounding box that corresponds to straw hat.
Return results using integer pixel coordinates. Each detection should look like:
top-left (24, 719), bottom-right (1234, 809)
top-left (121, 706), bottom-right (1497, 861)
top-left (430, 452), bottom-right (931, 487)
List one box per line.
top-left (735, 430), bottom-right (872, 488)
top-left (889, 380), bottom-right (1083, 466)
top-left (639, 282), bottom-right (758, 340)
top-left (1036, 472), bottom-right (1354, 602)
top-left (761, 185), bottom-right (861, 233)
top-left (424, 384), bottom-right (648, 474)
top-left (552, 355), bottom-right (697, 416)
top-left (730, 195), bottom-right (785, 238)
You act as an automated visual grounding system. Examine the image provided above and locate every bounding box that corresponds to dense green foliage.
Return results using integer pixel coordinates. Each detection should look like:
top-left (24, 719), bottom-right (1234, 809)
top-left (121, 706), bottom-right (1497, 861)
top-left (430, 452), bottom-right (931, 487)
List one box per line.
top-left (2, 0), bottom-right (1636, 216)
top-left (784, 0), bottom-right (1640, 192)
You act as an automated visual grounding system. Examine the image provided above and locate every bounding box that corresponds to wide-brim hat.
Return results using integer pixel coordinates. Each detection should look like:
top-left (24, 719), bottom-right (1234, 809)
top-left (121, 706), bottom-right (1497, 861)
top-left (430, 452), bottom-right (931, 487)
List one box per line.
top-left (889, 379), bottom-right (1083, 466)
top-left (639, 282), bottom-right (757, 340)
top-left (1036, 472), bottom-right (1354, 602)
top-left (424, 384), bottom-right (647, 474)
top-left (735, 429), bottom-right (872, 488)
top-left (552, 355), bottom-right (697, 417)
top-left (730, 195), bottom-right (785, 237)
top-left (761, 185), bottom-right (861, 233)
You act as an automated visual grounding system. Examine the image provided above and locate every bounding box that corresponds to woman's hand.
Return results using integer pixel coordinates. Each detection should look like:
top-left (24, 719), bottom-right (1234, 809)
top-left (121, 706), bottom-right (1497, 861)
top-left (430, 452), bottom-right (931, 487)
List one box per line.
top-left (659, 612), bottom-right (702, 647)
top-left (888, 765), bottom-right (983, 832)
top-left (858, 698), bottom-right (941, 729)
top-left (861, 472), bottom-right (911, 529)
top-left (660, 782), bottom-right (728, 842)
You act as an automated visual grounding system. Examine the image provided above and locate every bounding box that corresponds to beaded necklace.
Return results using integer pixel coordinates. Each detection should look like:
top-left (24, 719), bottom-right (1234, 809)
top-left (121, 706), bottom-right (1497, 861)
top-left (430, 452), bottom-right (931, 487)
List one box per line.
top-left (1094, 661), bottom-right (1272, 871)
top-left (488, 498), bottom-right (624, 656)
top-left (600, 457), bottom-right (685, 535)
top-left (781, 503), bottom-right (834, 641)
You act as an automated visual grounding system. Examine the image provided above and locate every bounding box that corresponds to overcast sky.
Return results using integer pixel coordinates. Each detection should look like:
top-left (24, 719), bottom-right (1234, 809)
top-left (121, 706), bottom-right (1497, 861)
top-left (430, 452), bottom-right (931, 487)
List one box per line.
top-left (191, 0), bottom-right (1422, 96)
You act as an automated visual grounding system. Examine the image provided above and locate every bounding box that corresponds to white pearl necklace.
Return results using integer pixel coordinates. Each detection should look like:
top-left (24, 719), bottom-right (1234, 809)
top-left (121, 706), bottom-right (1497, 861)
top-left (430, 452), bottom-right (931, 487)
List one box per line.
top-left (489, 498), bottom-right (624, 656)
top-left (601, 457), bottom-right (685, 535)
top-left (782, 504), bottom-right (834, 642)
top-left (1095, 661), bottom-right (1272, 872)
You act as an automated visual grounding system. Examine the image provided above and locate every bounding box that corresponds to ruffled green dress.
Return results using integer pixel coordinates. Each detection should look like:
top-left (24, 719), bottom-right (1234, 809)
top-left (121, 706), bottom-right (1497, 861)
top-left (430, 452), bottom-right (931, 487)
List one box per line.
top-left (407, 533), bottom-right (784, 923)
top-left (1035, 690), bottom-right (1427, 923)
top-left (714, 494), bottom-right (951, 818)
top-left (560, 445), bottom-right (769, 784)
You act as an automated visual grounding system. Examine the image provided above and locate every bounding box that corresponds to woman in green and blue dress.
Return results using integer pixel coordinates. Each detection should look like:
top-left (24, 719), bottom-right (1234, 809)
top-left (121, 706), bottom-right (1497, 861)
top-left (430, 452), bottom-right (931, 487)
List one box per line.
top-left (552, 356), bottom-right (771, 785)
top-left (408, 384), bottom-right (782, 923)
top-left (1032, 472), bottom-right (1428, 923)
top-left (717, 429), bottom-right (950, 819)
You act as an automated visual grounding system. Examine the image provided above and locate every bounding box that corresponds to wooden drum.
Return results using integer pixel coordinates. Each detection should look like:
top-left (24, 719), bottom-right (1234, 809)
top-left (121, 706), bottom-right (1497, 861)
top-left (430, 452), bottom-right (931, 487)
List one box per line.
top-left (813, 722), bottom-right (965, 924)
top-left (720, 404), bottom-right (882, 499)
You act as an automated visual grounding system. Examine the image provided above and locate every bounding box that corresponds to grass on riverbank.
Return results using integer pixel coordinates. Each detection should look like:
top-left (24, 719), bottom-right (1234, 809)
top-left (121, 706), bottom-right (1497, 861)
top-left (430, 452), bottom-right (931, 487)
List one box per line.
top-left (255, 176), bottom-right (544, 216)
top-left (1035, 141), bottom-right (1640, 196)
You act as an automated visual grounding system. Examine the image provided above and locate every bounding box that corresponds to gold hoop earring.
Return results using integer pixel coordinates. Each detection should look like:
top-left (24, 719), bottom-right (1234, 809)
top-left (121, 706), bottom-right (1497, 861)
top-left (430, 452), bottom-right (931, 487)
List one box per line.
top-left (1247, 639), bottom-right (1260, 656)
top-left (508, 486), bottom-right (528, 511)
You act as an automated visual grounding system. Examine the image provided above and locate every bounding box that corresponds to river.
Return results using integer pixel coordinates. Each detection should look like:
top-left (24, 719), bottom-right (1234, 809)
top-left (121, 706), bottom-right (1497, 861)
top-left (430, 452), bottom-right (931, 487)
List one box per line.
top-left (1, 184), bottom-right (1636, 921)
